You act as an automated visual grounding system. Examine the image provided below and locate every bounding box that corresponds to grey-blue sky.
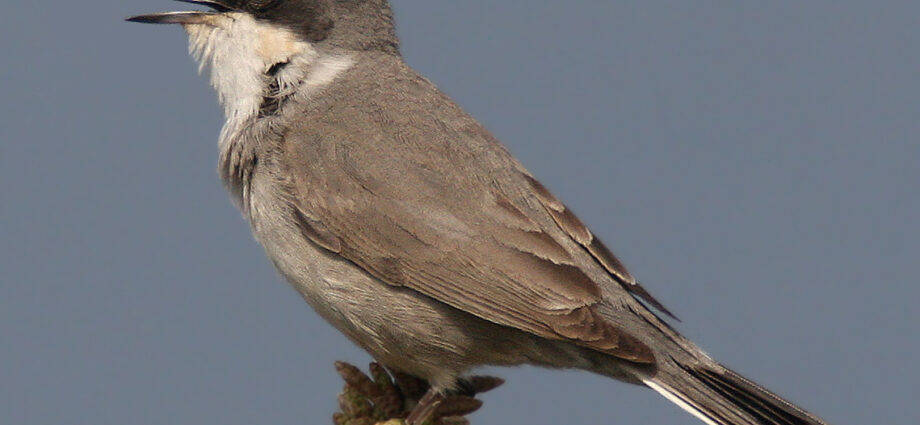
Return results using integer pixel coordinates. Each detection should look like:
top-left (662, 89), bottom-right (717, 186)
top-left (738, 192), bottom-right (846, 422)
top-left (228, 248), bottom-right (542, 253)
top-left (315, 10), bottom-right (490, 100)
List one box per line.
top-left (1, 1), bottom-right (918, 424)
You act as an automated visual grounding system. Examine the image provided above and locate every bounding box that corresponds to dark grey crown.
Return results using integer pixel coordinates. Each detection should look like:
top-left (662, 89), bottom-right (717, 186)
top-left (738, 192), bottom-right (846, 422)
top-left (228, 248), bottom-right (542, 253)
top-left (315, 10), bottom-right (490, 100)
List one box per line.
top-left (216, 0), bottom-right (399, 53)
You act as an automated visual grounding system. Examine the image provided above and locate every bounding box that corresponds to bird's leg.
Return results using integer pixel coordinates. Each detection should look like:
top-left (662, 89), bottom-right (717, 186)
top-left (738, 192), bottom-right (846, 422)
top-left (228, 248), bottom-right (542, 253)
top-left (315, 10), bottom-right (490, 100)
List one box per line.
top-left (405, 388), bottom-right (445, 425)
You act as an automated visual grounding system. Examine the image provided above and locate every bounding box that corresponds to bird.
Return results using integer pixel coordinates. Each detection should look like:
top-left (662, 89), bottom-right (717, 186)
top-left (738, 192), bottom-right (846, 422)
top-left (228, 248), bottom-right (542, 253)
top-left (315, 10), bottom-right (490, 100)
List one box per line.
top-left (128, 1), bottom-right (830, 424)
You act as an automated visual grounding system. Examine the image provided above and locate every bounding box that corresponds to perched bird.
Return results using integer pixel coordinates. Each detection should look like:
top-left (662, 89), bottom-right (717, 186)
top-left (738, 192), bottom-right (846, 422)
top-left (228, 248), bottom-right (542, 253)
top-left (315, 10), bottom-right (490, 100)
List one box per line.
top-left (128, 1), bottom-right (830, 424)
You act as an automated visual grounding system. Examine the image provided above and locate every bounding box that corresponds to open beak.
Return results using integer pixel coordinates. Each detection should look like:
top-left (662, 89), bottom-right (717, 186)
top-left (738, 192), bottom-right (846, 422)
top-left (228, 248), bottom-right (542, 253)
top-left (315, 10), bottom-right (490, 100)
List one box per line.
top-left (126, 0), bottom-right (236, 25)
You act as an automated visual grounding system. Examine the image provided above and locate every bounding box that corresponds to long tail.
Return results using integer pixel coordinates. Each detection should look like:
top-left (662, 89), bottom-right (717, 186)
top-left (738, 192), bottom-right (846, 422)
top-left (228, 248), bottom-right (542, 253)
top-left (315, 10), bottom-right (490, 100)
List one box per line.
top-left (642, 362), bottom-right (829, 425)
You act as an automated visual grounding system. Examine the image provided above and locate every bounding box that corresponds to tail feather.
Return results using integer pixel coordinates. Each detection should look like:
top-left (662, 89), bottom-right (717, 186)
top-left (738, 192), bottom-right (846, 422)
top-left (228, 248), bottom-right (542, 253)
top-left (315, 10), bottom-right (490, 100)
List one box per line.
top-left (643, 363), bottom-right (829, 425)
top-left (644, 380), bottom-right (722, 425)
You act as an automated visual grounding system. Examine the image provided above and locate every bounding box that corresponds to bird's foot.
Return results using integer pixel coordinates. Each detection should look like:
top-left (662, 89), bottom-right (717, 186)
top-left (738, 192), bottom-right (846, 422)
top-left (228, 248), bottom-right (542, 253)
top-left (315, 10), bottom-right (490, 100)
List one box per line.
top-left (331, 361), bottom-right (503, 425)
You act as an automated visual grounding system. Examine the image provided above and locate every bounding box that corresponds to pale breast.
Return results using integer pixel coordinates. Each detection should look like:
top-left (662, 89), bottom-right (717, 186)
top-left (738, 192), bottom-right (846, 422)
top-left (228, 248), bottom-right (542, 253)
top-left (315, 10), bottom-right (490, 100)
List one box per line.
top-left (244, 164), bottom-right (569, 389)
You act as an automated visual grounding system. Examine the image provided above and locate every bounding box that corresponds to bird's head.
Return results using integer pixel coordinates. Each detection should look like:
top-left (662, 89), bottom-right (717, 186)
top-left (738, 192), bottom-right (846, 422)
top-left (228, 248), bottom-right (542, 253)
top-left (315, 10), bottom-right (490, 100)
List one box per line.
top-left (127, 0), bottom-right (390, 122)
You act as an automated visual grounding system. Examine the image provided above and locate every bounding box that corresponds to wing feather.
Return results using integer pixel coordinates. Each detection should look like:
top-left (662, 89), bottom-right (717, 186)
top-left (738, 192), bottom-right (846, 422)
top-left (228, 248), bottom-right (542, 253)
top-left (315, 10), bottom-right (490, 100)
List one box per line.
top-left (524, 175), bottom-right (679, 320)
top-left (280, 61), bottom-right (661, 362)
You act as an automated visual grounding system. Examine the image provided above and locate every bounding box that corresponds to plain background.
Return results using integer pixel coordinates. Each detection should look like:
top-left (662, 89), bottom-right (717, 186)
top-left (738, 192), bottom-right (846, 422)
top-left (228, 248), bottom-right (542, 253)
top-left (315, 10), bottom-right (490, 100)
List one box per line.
top-left (2, 1), bottom-right (918, 424)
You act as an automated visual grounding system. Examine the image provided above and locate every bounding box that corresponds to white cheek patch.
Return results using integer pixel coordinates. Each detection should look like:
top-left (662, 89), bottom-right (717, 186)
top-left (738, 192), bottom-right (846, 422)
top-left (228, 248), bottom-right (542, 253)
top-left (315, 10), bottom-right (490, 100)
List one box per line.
top-left (182, 13), bottom-right (354, 146)
top-left (186, 13), bottom-right (295, 125)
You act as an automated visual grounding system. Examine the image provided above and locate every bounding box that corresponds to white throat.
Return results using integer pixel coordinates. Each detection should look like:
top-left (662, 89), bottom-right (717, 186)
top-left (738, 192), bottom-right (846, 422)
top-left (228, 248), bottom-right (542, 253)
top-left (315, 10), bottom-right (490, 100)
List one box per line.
top-left (182, 13), bottom-right (354, 142)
